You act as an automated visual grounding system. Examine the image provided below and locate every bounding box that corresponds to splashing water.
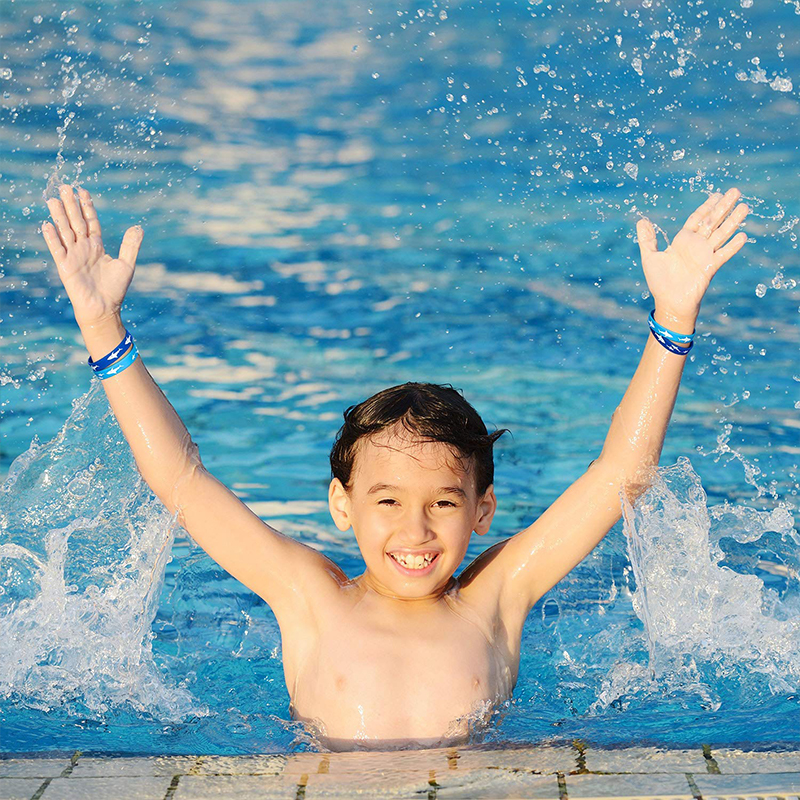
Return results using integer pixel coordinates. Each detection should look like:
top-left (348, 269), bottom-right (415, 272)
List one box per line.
top-left (611, 457), bottom-right (800, 708)
top-left (0, 381), bottom-right (203, 721)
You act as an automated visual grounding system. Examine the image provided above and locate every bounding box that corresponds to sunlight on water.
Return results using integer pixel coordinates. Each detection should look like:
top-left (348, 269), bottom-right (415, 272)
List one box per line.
top-left (0, 382), bottom-right (204, 722)
top-left (2, 0), bottom-right (799, 753)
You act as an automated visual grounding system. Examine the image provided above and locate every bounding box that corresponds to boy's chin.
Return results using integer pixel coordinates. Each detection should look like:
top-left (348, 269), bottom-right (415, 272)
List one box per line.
top-left (387, 572), bottom-right (456, 600)
top-left (363, 564), bottom-right (453, 600)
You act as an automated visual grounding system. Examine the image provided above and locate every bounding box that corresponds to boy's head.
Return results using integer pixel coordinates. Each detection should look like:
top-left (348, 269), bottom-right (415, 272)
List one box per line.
top-left (330, 383), bottom-right (504, 496)
top-left (328, 383), bottom-right (507, 599)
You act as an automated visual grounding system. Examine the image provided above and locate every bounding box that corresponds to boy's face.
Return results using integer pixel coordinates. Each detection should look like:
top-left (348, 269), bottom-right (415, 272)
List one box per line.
top-left (328, 424), bottom-right (497, 601)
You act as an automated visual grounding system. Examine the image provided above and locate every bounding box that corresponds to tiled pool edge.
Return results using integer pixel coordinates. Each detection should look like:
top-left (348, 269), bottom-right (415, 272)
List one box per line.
top-left (1, 744), bottom-right (799, 799)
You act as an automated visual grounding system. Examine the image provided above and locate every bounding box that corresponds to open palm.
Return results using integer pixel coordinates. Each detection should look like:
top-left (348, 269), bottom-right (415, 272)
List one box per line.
top-left (637, 189), bottom-right (749, 322)
top-left (42, 184), bottom-right (143, 329)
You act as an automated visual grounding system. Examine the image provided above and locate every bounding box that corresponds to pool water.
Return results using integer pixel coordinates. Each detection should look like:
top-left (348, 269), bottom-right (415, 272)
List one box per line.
top-left (1, 0), bottom-right (799, 756)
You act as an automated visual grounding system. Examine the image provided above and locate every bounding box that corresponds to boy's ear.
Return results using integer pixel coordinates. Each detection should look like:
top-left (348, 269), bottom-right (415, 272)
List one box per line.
top-left (473, 484), bottom-right (497, 537)
top-left (328, 478), bottom-right (352, 532)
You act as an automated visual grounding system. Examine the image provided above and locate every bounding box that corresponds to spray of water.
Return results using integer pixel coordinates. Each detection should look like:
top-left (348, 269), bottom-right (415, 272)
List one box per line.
top-left (0, 381), bottom-right (203, 721)
top-left (595, 457), bottom-right (800, 709)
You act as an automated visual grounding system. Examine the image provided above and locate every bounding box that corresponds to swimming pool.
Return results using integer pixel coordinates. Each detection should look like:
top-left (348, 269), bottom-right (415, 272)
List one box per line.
top-left (1, 0), bottom-right (798, 756)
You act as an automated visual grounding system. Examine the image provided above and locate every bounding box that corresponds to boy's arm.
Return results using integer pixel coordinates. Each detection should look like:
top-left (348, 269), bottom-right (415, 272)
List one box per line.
top-left (461, 188), bottom-right (750, 618)
top-left (80, 316), bottom-right (347, 619)
top-left (43, 185), bottom-right (346, 624)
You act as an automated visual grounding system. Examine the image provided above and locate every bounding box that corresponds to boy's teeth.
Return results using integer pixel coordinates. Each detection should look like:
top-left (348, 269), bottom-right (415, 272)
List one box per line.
top-left (393, 553), bottom-right (435, 569)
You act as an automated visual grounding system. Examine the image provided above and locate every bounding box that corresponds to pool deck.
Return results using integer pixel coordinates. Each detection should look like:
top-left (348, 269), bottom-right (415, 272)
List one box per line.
top-left (2, 744), bottom-right (799, 799)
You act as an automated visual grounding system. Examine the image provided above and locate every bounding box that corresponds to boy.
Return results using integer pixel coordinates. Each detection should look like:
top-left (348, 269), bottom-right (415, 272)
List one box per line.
top-left (42, 184), bottom-right (749, 750)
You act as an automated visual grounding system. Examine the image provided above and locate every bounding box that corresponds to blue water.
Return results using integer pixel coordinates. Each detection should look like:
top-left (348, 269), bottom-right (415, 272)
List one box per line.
top-left (1, 0), bottom-right (799, 755)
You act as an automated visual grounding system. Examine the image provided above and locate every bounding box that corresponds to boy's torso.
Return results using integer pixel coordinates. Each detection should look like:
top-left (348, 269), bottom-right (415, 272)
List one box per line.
top-left (279, 577), bottom-right (522, 748)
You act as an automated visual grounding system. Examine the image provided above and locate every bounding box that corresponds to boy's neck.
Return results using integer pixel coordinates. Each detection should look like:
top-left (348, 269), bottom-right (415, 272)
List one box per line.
top-left (354, 571), bottom-right (459, 611)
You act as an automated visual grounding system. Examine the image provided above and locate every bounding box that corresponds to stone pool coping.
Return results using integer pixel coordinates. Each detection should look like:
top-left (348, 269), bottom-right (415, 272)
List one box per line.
top-left (2, 744), bottom-right (799, 799)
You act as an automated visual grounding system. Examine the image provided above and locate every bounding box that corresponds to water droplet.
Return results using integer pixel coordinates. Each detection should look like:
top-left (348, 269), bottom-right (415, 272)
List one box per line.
top-left (624, 162), bottom-right (638, 179)
top-left (769, 76), bottom-right (793, 92)
top-left (755, 283), bottom-right (767, 297)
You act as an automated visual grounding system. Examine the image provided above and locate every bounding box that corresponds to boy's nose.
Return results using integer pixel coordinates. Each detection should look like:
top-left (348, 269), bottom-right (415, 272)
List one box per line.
top-left (399, 508), bottom-right (436, 543)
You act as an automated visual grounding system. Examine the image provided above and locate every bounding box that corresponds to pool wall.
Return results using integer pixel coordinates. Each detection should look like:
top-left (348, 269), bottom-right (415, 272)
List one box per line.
top-left (2, 744), bottom-right (800, 799)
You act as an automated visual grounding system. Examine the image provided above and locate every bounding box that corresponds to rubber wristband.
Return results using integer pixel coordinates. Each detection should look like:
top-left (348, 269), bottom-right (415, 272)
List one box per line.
top-left (648, 309), bottom-right (694, 344)
top-left (88, 329), bottom-right (134, 372)
top-left (649, 327), bottom-right (693, 355)
top-left (96, 341), bottom-right (139, 380)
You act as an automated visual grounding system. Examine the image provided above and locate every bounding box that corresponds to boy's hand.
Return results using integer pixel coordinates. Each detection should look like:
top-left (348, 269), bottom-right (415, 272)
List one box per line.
top-left (636, 188), bottom-right (749, 329)
top-left (42, 184), bottom-right (144, 331)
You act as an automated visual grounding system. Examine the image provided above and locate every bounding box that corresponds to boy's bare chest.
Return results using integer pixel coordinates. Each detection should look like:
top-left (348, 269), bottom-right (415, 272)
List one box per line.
top-left (286, 596), bottom-right (514, 744)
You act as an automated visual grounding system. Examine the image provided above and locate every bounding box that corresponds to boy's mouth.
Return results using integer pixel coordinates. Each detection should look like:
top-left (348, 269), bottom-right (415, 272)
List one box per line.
top-left (387, 551), bottom-right (440, 576)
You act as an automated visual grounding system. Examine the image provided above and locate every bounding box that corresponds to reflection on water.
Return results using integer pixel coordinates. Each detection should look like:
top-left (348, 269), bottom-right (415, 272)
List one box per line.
top-left (1, 0), bottom-right (799, 755)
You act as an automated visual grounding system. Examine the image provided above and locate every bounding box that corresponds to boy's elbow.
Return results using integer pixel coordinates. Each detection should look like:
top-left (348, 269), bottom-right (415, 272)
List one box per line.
top-left (158, 433), bottom-right (206, 524)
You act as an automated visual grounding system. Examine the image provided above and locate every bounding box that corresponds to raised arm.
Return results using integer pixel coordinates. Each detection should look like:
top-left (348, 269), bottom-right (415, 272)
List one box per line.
top-left (461, 188), bottom-right (750, 620)
top-left (41, 184), bottom-right (346, 623)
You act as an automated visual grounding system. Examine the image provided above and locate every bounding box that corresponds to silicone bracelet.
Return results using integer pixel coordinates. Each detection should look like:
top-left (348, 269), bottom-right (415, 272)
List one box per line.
top-left (648, 310), bottom-right (694, 344)
top-left (88, 329), bottom-right (134, 372)
top-left (96, 341), bottom-right (139, 380)
top-left (649, 328), bottom-right (693, 355)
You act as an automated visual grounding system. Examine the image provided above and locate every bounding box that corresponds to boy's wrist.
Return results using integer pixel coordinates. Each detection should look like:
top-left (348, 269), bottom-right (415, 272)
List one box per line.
top-left (79, 315), bottom-right (129, 362)
top-left (652, 306), bottom-right (697, 336)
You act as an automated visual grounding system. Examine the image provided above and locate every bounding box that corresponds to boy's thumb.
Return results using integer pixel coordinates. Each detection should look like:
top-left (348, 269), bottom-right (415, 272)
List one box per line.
top-left (118, 225), bottom-right (144, 268)
top-left (636, 218), bottom-right (658, 256)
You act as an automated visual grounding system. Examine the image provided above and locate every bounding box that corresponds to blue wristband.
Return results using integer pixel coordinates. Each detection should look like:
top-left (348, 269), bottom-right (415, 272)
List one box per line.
top-left (648, 309), bottom-right (694, 344)
top-left (96, 341), bottom-right (139, 380)
top-left (88, 329), bottom-right (134, 372)
top-left (649, 328), bottom-right (693, 355)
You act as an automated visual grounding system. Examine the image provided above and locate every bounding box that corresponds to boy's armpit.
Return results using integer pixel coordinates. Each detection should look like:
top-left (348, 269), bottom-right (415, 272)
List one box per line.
top-left (173, 464), bottom-right (348, 623)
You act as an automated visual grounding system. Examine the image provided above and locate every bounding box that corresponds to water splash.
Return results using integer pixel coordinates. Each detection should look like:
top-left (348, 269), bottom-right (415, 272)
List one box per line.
top-left (0, 381), bottom-right (203, 721)
top-left (615, 458), bottom-right (800, 704)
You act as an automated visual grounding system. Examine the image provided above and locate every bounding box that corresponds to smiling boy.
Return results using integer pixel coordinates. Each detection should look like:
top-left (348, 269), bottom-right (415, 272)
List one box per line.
top-left (42, 184), bottom-right (749, 749)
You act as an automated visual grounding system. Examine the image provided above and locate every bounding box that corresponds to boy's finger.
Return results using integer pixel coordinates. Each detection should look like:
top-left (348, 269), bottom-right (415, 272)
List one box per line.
top-left (42, 221), bottom-right (67, 266)
top-left (46, 197), bottom-right (75, 247)
top-left (712, 231), bottom-right (748, 271)
top-left (710, 203), bottom-right (748, 251)
top-left (118, 225), bottom-right (144, 268)
top-left (636, 218), bottom-right (658, 254)
top-left (77, 187), bottom-right (103, 239)
top-left (685, 192), bottom-right (722, 232)
top-left (59, 183), bottom-right (88, 239)
top-left (702, 188), bottom-right (741, 236)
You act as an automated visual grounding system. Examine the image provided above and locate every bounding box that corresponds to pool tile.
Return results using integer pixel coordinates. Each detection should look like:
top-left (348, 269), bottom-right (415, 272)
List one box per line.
top-left (69, 755), bottom-right (198, 777)
top-left (190, 754), bottom-right (286, 775)
top-left (583, 746), bottom-right (708, 774)
top-left (447, 744), bottom-right (576, 774)
top-left (435, 769), bottom-right (562, 799)
top-left (0, 778), bottom-right (47, 800)
top-left (693, 771), bottom-right (800, 795)
top-left (0, 759), bottom-right (72, 778)
top-left (39, 776), bottom-right (173, 799)
top-left (283, 747), bottom-right (448, 776)
top-left (173, 774), bottom-right (298, 799)
top-left (564, 772), bottom-right (694, 798)
top-left (302, 769), bottom-right (435, 794)
top-left (711, 748), bottom-right (800, 774)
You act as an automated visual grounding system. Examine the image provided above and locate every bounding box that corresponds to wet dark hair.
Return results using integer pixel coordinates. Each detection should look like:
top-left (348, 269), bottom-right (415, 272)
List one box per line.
top-left (330, 382), bottom-right (508, 496)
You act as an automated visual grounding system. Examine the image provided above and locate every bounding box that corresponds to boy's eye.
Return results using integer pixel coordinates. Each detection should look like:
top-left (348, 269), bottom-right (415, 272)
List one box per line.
top-left (434, 500), bottom-right (457, 508)
top-left (378, 498), bottom-right (398, 506)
